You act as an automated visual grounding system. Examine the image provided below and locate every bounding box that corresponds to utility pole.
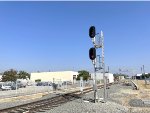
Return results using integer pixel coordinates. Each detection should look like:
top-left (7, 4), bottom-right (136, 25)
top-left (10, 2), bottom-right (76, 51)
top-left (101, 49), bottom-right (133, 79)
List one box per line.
top-left (141, 67), bottom-right (143, 73)
top-left (143, 65), bottom-right (145, 74)
top-left (108, 66), bottom-right (109, 73)
top-left (143, 65), bottom-right (146, 81)
top-left (141, 67), bottom-right (143, 79)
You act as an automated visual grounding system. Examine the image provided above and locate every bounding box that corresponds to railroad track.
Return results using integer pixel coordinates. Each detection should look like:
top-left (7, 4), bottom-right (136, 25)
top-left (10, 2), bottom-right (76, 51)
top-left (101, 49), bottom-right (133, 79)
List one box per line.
top-left (0, 83), bottom-right (114, 113)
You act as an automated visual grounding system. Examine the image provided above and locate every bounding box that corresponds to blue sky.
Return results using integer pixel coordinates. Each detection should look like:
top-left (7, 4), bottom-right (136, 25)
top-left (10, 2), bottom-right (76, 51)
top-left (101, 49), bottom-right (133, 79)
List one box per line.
top-left (0, 2), bottom-right (150, 74)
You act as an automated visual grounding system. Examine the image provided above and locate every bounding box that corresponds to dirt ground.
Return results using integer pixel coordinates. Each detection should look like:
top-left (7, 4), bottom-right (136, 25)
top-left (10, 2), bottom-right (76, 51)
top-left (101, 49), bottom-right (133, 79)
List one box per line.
top-left (110, 80), bottom-right (150, 113)
top-left (133, 80), bottom-right (150, 99)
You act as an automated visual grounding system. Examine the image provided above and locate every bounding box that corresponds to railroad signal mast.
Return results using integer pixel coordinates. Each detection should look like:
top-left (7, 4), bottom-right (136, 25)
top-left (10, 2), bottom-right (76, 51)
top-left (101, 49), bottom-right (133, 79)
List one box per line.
top-left (89, 26), bottom-right (107, 103)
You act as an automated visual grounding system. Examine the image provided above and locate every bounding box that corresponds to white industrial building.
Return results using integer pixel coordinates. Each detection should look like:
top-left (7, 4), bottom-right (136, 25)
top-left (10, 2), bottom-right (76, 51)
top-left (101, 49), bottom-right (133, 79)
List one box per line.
top-left (136, 73), bottom-right (148, 76)
top-left (134, 73), bottom-right (148, 79)
top-left (30, 71), bottom-right (78, 83)
top-left (90, 73), bottom-right (114, 83)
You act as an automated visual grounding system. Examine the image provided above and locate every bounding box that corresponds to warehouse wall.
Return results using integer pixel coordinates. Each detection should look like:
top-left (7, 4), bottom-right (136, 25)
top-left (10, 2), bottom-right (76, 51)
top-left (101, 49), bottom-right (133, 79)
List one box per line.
top-left (90, 73), bottom-right (114, 83)
top-left (30, 71), bottom-right (78, 82)
top-left (105, 73), bottom-right (114, 83)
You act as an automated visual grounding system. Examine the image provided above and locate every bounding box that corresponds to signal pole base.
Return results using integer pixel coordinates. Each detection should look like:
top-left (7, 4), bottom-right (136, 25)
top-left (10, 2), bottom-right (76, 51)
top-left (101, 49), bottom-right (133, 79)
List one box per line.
top-left (94, 90), bottom-right (99, 103)
top-left (98, 98), bottom-right (106, 103)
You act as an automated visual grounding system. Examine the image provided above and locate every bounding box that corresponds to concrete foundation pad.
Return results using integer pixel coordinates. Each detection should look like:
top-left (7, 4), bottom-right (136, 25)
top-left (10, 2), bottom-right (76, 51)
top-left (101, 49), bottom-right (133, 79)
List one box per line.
top-left (142, 99), bottom-right (150, 105)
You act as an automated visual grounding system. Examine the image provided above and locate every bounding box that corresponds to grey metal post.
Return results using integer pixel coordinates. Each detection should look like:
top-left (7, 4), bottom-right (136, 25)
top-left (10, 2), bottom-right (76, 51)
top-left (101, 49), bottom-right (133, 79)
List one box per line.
top-left (53, 78), bottom-right (55, 83)
top-left (93, 59), bottom-right (98, 103)
top-left (16, 80), bottom-right (17, 94)
top-left (53, 78), bottom-right (55, 91)
top-left (34, 81), bottom-right (36, 94)
top-left (80, 77), bottom-right (83, 102)
top-left (101, 31), bottom-right (106, 102)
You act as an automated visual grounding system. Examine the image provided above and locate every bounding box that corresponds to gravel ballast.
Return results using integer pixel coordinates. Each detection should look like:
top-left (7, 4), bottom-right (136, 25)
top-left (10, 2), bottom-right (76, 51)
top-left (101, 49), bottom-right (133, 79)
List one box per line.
top-left (42, 84), bottom-right (131, 113)
top-left (43, 83), bottom-right (150, 113)
top-left (44, 99), bottom-right (128, 113)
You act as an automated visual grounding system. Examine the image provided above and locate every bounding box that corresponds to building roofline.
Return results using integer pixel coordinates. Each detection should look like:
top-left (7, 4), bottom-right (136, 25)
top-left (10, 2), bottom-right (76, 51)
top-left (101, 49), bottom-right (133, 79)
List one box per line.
top-left (31, 71), bottom-right (78, 74)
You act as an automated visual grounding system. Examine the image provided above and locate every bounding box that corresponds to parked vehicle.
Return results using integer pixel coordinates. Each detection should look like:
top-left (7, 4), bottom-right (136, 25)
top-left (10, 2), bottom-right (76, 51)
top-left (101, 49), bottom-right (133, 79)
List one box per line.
top-left (11, 82), bottom-right (19, 90)
top-left (16, 79), bottom-right (27, 88)
top-left (36, 82), bottom-right (52, 86)
top-left (63, 81), bottom-right (72, 85)
top-left (0, 82), bottom-right (21, 90)
top-left (0, 82), bottom-right (11, 91)
top-left (36, 82), bottom-right (42, 86)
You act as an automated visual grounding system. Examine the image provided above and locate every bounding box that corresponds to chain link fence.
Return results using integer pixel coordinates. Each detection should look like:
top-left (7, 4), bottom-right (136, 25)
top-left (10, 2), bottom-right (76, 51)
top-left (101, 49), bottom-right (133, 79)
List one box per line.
top-left (0, 79), bottom-right (104, 99)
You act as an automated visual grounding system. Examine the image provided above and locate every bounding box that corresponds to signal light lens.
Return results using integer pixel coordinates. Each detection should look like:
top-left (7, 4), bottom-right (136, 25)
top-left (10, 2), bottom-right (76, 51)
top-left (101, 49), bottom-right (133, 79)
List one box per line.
top-left (89, 26), bottom-right (96, 38)
top-left (89, 47), bottom-right (96, 60)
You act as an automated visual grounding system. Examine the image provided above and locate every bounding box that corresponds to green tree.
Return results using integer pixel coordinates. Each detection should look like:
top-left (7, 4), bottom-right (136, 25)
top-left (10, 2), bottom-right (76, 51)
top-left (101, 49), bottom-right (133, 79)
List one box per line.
top-left (17, 71), bottom-right (30, 79)
top-left (35, 79), bottom-right (41, 82)
top-left (77, 70), bottom-right (90, 81)
top-left (2, 69), bottom-right (17, 82)
top-left (141, 73), bottom-right (150, 79)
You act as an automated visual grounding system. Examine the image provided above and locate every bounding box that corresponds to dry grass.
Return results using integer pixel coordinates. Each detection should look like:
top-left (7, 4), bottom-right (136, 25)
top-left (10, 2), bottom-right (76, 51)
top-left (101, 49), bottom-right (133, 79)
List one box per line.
top-left (111, 80), bottom-right (150, 112)
top-left (132, 80), bottom-right (150, 99)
